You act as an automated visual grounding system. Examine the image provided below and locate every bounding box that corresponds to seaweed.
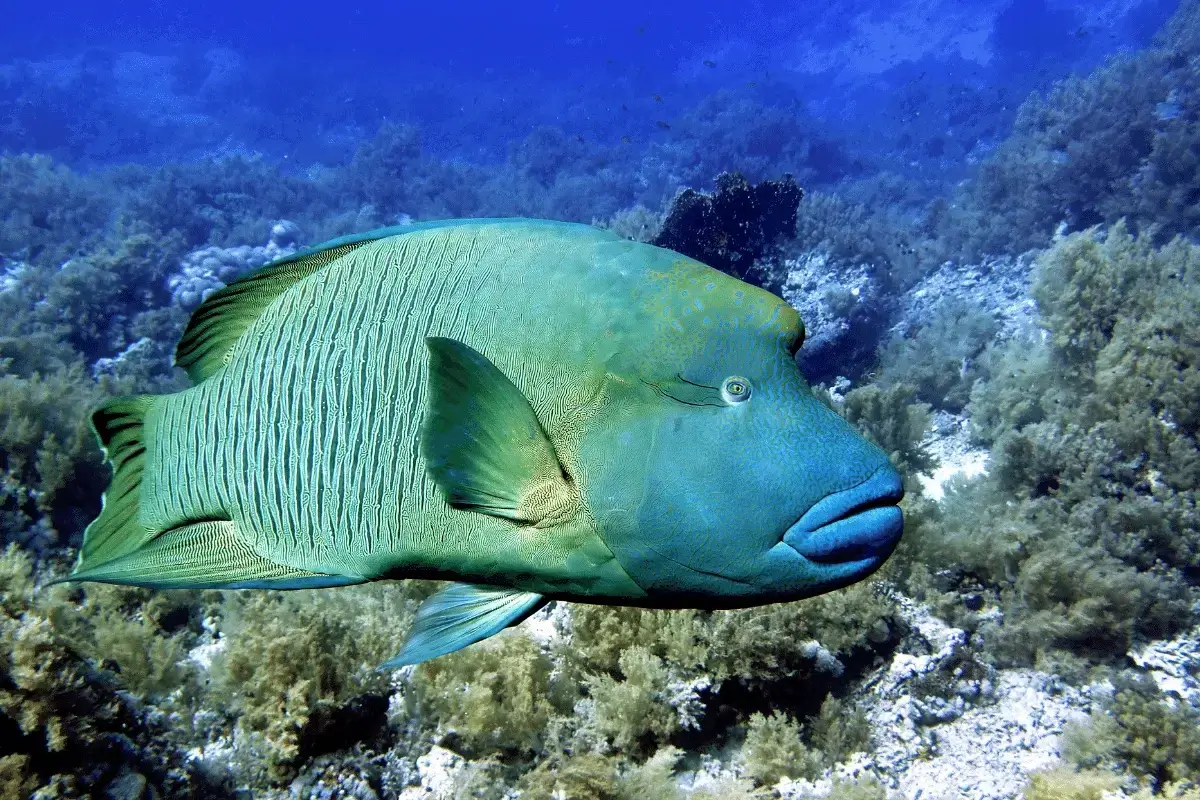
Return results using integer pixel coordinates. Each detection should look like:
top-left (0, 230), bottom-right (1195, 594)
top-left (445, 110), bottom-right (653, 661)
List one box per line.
top-left (411, 629), bottom-right (556, 758)
top-left (1064, 675), bottom-right (1200, 788)
top-left (808, 695), bottom-right (872, 765)
top-left (739, 695), bottom-right (871, 788)
top-left (207, 584), bottom-right (415, 780)
top-left (569, 580), bottom-right (896, 689)
top-left (937, 0), bottom-right (1200, 258)
top-left (517, 752), bottom-right (621, 800)
top-left (586, 645), bottom-right (680, 752)
top-left (1021, 767), bottom-right (1122, 800)
top-left (841, 382), bottom-right (938, 485)
top-left (876, 299), bottom-right (999, 413)
top-left (899, 223), bottom-right (1200, 665)
top-left (741, 710), bottom-right (822, 784)
top-left (0, 362), bottom-right (106, 549)
top-left (0, 547), bottom-right (224, 797)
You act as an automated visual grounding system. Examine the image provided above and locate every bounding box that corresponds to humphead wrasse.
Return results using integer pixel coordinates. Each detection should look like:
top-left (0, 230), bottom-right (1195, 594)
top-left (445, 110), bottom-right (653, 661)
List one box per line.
top-left (62, 219), bottom-right (904, 666)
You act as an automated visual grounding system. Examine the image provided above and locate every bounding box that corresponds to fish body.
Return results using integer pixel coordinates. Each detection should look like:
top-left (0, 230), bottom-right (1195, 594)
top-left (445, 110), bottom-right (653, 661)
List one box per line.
top-left (65, 219), bottom-right (903, 664)
top-left (146, 220), bottom-right (646, 597)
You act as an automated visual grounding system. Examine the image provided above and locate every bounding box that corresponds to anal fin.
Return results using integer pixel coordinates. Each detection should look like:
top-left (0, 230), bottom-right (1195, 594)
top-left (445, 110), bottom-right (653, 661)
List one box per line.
top-left (380, 582), bottom-right (546, 668)
top-left (62, 520), bottom-right (362, 591)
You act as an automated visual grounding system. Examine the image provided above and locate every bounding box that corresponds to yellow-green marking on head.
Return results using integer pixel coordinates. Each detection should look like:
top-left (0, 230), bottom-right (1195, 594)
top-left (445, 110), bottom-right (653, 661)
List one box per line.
top-left (61, 218), bottom-right (903, 666)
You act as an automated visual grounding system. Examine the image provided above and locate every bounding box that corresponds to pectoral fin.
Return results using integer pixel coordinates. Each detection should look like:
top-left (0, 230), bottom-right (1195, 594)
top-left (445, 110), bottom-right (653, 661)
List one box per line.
top-left (380, 582), bottom-right (547, 668)
top-left (421, 337), bottom-right (577, 527)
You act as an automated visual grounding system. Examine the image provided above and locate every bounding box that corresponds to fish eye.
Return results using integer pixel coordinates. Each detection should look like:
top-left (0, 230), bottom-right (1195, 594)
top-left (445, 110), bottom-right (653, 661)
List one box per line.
top-left (721, 377), bottom-right (752, 404)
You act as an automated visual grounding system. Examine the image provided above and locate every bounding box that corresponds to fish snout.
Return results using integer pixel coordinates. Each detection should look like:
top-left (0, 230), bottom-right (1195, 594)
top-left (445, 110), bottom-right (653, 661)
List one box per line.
top-left (783, 465), bottom-right (904, 564)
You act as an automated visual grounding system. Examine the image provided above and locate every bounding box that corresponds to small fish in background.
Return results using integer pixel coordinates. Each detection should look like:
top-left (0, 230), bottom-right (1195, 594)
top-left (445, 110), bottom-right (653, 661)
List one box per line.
top-left (653, 93), bottom-right (663, 102)
top-left (575, 134), bottom-right (585, 143)
top-left (58, 220), bottom-right (904, 667)
top-left (655, 120), bottom-right (671, 129)
top-left (703, 59), bottom-right (716, 68)
top-left (621, 135), bottom-right (632, 144)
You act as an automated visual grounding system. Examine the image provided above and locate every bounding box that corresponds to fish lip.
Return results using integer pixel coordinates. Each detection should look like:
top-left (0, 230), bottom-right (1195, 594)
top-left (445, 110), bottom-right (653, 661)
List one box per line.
top-left (783, 465), bottom-right (904, 565)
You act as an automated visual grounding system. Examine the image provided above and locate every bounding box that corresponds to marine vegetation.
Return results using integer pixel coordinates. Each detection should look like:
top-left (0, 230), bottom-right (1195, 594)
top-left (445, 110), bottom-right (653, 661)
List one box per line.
top-left (1063, 674), bottom-right (1200, 789)
top-left (0, 545), bottom-right (222, 796)
top-left (898, 222), bottom-right (1200, 667)
top-left (934, 0), bottom-right (1200, 258)
top-left (875, 299), bottom-right (999, 413)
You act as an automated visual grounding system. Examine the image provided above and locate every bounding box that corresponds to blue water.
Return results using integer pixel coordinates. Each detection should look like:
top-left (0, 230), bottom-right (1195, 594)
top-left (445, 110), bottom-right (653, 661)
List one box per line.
top-left (1, 0), bottom-right (1174, 175)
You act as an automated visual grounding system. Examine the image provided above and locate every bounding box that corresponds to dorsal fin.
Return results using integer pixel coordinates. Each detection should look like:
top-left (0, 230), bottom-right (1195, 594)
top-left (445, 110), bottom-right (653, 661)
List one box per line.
top-left (174, 225), bottom-right (411, 383)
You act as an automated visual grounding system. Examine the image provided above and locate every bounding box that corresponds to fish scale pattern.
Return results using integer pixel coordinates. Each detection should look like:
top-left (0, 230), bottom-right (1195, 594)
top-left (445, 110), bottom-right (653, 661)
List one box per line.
top-left (142, 222), bottom-right (630, 582)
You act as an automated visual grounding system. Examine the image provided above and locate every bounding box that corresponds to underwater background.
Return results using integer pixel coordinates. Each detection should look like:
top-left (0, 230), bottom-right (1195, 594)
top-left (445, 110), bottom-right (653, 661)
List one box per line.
top-left (2, 0), bottom-right (1200, 797)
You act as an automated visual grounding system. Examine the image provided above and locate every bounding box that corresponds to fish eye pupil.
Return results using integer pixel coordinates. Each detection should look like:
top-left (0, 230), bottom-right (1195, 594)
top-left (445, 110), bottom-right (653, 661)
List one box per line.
top-left (721, 377), bottom-right (752, 404)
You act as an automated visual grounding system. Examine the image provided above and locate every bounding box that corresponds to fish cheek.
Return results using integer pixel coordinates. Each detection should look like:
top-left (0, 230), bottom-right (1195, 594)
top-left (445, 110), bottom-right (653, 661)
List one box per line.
top-left (577, 401), bottom-right (661, 578)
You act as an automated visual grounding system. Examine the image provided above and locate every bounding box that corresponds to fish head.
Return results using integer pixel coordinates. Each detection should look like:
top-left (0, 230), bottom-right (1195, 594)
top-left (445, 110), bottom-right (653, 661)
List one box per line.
top-left (580, 252), bottom-right (903, 607)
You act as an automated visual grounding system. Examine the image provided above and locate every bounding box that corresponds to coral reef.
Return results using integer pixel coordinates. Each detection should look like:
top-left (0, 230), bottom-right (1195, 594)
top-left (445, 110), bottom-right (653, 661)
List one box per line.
top-left (935, 0), bottom-right (1200, 259)
top-left (0, 363), bottom-right (105, 550)
top-left (169, 221), bottom-right (299, 310)
top-left (776, 190), bottom-right (924, 381)
top-left (203, 584), bottom-right (418, 782)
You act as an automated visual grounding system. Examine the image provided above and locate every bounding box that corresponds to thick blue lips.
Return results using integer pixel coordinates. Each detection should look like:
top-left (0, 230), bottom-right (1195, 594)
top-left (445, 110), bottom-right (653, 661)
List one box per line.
top-left (784, 466), bottom-right (904, 564)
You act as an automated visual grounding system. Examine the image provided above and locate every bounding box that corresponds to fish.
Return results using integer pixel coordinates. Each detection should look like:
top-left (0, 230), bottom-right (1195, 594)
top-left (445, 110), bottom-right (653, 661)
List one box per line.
top-left (703, 59), bottom-right (716, 68)
top-left (653, 93), bottom-right (663, 102)
top-left (655, 120), bottom-right (671, 130)
top-left (59, 219), bottom-right (904, 667)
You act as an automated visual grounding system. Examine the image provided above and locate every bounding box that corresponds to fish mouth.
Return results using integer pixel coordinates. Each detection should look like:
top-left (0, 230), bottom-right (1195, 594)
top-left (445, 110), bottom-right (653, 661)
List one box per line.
top-left (783, 465), bottom-right (904, 564)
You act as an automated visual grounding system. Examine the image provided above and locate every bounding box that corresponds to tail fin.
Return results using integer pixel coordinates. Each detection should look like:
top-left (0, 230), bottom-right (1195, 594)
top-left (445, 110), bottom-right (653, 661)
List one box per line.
top-left (68, 396), bottom-right (158, 578)
top-left (61, 395), bottom-right (364, 591)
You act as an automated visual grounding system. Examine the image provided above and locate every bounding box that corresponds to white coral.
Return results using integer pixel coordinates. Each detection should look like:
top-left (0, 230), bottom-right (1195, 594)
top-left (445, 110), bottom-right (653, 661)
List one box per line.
top-left (169, 221), bottom-right (299, 310)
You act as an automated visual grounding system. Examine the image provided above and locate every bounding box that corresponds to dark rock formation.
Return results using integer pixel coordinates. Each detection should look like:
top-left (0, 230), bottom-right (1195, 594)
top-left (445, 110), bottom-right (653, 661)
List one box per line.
top-left (652, 172), bottom-right (803, 282)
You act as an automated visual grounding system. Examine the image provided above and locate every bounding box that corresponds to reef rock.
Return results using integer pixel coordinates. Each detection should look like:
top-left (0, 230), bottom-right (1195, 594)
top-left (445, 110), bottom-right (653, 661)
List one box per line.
top-left (653, 171), bottom-right (803, 278)
top-left (794, 595), bottom-right (1107, 800)
top-left (1129, 615), bottom-right (1200, 708)
top-left (169, 220), bottom-right (299, 310)
top-left (894, 253), bottom-right (1037, 343)
top-left (781, 251), bottom-right (885, 361)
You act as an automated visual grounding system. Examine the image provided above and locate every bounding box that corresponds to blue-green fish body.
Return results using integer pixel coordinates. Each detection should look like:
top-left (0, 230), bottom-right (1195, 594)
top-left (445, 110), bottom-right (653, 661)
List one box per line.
top-left (66, 219), bottom-right (903, 665)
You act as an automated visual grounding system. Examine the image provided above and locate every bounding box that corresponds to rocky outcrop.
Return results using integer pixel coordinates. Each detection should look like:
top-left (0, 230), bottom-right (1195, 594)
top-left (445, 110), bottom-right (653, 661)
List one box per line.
top-left (168, 221), bottom-right (299, 310)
